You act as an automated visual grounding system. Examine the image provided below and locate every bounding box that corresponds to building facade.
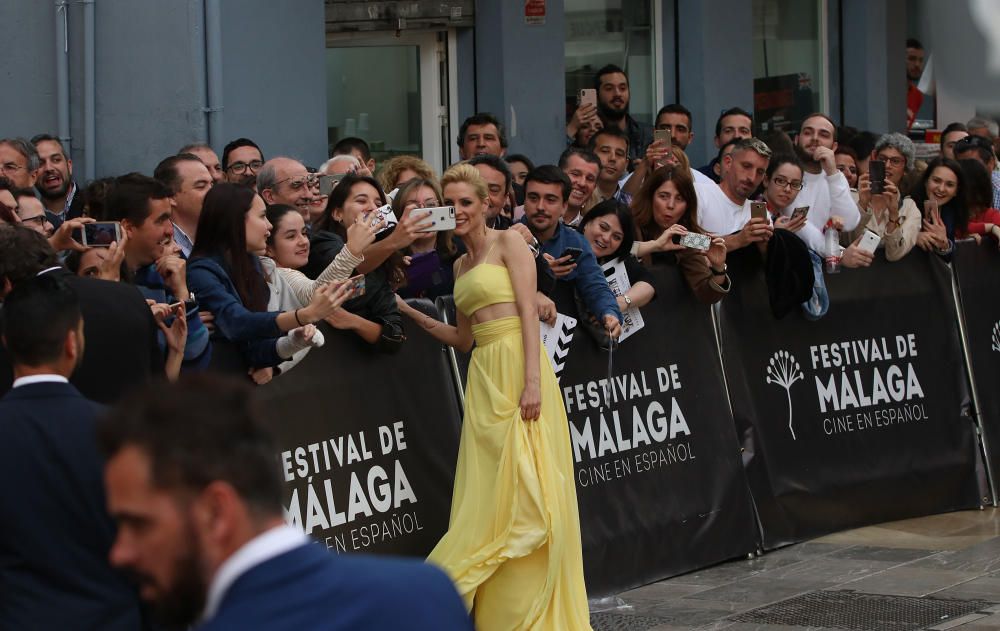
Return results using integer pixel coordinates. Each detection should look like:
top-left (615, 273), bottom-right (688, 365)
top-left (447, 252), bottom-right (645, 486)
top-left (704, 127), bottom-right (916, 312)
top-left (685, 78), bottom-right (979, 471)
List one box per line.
top-left (0, 0), bottom-right (975, 179)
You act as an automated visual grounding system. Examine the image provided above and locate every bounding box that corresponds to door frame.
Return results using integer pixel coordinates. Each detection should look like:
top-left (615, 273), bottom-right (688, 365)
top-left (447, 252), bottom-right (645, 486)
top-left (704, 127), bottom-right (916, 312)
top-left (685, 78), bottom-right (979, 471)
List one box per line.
top-left (325, 30), bottom-right (454, 172)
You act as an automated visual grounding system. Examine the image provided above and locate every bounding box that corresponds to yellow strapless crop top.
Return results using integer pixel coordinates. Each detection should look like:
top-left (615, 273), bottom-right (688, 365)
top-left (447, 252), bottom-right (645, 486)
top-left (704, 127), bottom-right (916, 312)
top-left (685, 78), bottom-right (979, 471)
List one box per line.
top-left (453, 263), bottom-right (516, 317)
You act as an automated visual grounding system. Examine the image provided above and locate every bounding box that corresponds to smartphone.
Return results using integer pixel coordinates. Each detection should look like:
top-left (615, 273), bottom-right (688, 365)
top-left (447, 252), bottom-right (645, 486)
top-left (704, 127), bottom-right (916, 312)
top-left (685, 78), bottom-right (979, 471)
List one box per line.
top-left (653, 129), bottom-right (672, 148)
top-left (416, 206), bottom-right (456, 232)
top-left (869, 160), bottom-right (886, 194)
top-left (367, 202), bottom-right (399, 235)
top-left (344, 274), bottom-right (366, 299)
top-left (923, 199), bottom-right (939, 218)
top-left (750, 201), bottom-right (768, 220)
top-left (677, 233), bottom-right (711, 251)
top-left (858, 229), bottom-right (881, 254)
top-left (560, 247), bottom-right (584, 263)
top-left (75, 221), bottom-right (122, 247)
top-left (578, 88), bottom-right (597, 109)
top-left (317, 174), bottom-right (343, 196)
top-left (790, 206), bottom-right (809, 222)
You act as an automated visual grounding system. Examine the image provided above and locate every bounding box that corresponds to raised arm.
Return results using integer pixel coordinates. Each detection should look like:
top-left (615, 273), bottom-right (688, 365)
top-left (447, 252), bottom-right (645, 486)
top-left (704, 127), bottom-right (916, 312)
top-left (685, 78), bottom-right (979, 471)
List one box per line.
top-left (396, 256), bottom-right (473, 352)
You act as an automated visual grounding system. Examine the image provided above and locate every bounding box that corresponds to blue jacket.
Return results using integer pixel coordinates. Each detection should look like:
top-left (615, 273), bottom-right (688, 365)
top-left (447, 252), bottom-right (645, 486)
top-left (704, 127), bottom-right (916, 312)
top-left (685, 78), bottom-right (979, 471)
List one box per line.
top-left (523, 218), bottom-right (623, 321)
top-left (134, 263), bottom-right (212, 369)
top-left (0, 382), bottom-right (147, 630)
top-left (198, 543), bottom-right (472, 631)
top-left (186, 254), bottom-right (283, 368)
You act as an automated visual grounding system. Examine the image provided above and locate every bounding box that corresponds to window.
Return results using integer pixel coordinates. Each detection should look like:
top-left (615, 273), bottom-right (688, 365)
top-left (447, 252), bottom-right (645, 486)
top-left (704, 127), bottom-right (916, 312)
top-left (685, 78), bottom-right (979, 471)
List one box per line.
top-left (752, 0), bottom-right (827, 134)
top-left (565, 0), bottom-right (656, 127)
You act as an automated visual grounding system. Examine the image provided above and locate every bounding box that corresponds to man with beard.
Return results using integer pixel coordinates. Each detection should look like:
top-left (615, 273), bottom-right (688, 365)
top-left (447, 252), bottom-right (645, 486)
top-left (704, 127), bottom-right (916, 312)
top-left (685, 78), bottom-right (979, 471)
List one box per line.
top-left (789, 113), bottom-right (861, 236)
top-left (257, 157), bottom-right (315, 221)
top-left (558, 147), bottom-right (601, 226)
top-left (0, 274), bottom-right (147, 631)
top-left (107, 173), bottom-right (210, 370)
top-left (520, 165), bottom-right (622, 337)
top-left (221, 137), bottom-right (264, 190)
top-left (594, 64), bottom-right (652, 168)
top-left (99, 375), bottom-right (472, 631)
top-left (696, 137), bottom-right (773, 252)
top-left (31, 134), bottom-right (84, 228)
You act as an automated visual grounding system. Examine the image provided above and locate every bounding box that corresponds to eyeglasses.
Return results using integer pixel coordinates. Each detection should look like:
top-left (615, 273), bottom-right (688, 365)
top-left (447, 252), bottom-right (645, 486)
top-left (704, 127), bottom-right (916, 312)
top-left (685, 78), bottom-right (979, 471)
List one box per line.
top-left (954, 136), bottom-right (995, 154)
top-left (20, 214), bottom-right (48, 227)
top-left (273, 173), bottom-right (319, 191)
top-left (771, 175), bottom-right (804, 191)
top-left (875, 154), bottom-right (906, 167)
top-left (0, 162), bottom-right (26, 175)
top-left (227, 160), bottom-right (263, 174)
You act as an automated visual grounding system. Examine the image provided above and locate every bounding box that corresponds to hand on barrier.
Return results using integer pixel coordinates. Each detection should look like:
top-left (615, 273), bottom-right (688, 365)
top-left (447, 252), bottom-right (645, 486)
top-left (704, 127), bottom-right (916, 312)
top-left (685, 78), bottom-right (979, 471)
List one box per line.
top-left (840, 235), bottom-right (874, 268)
top-left (519, 380), bottom-right (541, 422)
top-left (248, 366), bottom-right (273, 385)
top-left (604, 314), bottom-right (622, 341)
top-left (536, 292), bottom-right (557, 325)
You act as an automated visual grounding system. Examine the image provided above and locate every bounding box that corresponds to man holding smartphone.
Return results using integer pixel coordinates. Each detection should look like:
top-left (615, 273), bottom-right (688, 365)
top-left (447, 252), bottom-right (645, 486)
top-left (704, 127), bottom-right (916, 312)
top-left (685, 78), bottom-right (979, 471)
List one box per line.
top-left (520, 166), bottom-right (622, 340)
top-left (591, 64), bottom-right (652, 167)
top-left (107, 174), bottom-right (211, 371)
top-left (696, 137), bottom-right (773, 253)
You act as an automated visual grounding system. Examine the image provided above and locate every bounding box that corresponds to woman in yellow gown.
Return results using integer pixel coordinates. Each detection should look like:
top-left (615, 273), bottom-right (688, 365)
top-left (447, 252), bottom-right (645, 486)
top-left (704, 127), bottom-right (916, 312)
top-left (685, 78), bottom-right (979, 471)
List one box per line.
top-left (397, 164), bottom-right (592, 630)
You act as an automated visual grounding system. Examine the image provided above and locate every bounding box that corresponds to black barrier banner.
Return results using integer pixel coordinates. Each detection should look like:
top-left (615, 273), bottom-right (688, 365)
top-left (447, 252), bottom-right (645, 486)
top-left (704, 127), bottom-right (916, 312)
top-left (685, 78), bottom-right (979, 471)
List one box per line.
top-left (549, 264), bottom-right (758, 596)
top-left (249, 306), bottom-right (462, 557)
top-left (719, 247), bottom-right (983, 549)
top-left (953, 240), bottom-right (1000, 500)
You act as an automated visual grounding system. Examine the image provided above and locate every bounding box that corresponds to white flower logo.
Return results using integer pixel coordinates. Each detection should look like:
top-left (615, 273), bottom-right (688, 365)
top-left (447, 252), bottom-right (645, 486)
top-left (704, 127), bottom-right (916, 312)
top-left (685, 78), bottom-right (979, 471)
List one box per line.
top-left (766, 350), bottom-right (804, 440)
top-left (992, 321), bottom-right (1000, 353)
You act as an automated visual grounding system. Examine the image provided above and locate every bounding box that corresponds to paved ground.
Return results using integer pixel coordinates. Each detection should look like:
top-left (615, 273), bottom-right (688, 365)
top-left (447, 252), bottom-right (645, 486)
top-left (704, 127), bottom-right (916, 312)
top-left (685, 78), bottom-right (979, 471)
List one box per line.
top-left (592, 508), bottom-right (1000, 630)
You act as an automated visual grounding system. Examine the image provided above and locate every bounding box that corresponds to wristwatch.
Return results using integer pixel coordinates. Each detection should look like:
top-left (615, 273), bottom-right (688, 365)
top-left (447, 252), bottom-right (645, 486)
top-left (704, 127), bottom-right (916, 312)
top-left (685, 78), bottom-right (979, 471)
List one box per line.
top-left (709, 263), bottom-right (727, 276)
top-left (623, 295), bottom-right (633, 307)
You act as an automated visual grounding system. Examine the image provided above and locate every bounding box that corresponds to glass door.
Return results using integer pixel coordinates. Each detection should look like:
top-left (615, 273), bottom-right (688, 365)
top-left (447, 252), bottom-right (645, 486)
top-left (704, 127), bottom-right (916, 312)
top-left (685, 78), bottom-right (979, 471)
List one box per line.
top-left (325, 31), bottom-right (450, 172)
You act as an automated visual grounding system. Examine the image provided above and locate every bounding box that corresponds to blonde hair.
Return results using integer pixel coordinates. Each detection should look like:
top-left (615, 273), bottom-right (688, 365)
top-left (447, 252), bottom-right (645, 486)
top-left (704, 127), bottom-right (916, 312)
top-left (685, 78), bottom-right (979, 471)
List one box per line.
top-left (440, 163), bottom-right (489, 202)
top-left (377, 155), bottom-right (436, 191)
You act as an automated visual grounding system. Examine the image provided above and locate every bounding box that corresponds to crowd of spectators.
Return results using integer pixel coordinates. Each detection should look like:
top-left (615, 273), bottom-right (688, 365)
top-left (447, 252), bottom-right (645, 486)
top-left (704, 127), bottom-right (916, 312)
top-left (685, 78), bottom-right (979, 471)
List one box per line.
top-left (2, 51), bottom-right (1000, 630)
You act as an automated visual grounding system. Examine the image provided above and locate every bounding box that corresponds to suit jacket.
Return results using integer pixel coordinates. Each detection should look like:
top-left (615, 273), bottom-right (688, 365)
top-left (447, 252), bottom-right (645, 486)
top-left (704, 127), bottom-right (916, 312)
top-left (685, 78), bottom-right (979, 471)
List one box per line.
top-left (198, 543), bottom-right (472, 631)
top-left (0, 382), bottom-right (146, 630)
top-left (0, 268), bottom-right (164, 403)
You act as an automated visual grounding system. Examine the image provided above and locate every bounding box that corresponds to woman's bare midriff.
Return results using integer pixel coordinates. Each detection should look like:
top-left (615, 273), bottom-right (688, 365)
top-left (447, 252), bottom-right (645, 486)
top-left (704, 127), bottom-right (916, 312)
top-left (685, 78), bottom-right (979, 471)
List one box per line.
top-left (469, 301), bottom-right (519, 325)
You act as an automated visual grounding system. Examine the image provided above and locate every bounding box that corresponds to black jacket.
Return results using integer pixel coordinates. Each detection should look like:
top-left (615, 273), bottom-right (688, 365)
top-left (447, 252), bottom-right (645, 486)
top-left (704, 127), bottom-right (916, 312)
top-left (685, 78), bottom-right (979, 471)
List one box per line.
top-left (0, 268), bottom-right (163, 403)
top-left (0, 382), bottom-right (148, 630)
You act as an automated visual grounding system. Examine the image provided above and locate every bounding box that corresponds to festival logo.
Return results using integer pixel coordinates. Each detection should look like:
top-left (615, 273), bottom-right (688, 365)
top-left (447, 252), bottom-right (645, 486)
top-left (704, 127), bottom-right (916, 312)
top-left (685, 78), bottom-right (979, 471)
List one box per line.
top-left (765, 350), bottom-right (803, 440)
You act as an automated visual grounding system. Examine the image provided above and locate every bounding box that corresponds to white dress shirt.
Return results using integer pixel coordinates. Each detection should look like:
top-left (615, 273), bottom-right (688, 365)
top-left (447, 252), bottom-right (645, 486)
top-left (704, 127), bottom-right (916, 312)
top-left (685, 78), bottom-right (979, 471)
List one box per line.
top-left (12, 374), bottom-right (69, 388)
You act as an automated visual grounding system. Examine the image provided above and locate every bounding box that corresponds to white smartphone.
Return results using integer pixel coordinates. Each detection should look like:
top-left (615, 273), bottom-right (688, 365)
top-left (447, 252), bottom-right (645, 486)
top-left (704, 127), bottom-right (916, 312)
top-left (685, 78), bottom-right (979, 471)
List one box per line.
top-left (857, 229), bottom-right (881, 254)
top-left (578, 88), bottom-right (597, 109)
top-left (416, 206), bottom-right (456, 232)
top-left (677, 232), bottom-right (711, 251)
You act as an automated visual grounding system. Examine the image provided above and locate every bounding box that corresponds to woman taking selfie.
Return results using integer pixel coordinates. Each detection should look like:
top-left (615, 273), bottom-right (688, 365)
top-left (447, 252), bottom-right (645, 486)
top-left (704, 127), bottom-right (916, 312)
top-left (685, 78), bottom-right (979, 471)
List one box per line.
top-left (910, 156), bottom-right (970, 256)
top-left (579, 199), bottom-right (656, 312)
top-left (187, 184), bottom-right (349, 372)
top-left (305, 174), bottom-right (405, 351)
top-left (396, 163), bottom-right (592, 630)
top-left (391, 177), bottom-right (461, 300)
top-left (630, 166), bottom-right (730, 304)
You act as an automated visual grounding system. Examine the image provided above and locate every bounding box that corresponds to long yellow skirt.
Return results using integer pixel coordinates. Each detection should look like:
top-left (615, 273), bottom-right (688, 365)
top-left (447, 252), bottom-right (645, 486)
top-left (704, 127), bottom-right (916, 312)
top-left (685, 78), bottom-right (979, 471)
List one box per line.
top-left (428, 317), bottom-right (592, 631)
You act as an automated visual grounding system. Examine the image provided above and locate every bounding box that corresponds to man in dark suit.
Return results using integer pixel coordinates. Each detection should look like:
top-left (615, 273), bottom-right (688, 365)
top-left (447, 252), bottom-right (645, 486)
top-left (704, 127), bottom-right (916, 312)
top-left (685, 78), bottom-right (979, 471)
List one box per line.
top-left (99, 374), bottom-right (473, 631)
top-left (0, 274), bottom-right (146, 630)
top-left (0, 226), bottom-right (163, 402)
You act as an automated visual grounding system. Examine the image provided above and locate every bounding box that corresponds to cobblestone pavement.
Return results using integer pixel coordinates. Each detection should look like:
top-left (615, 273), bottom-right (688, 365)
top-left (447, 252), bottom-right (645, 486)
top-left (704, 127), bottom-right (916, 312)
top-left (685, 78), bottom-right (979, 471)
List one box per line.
top-left (591, 508), bottom-right (1000, 630)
